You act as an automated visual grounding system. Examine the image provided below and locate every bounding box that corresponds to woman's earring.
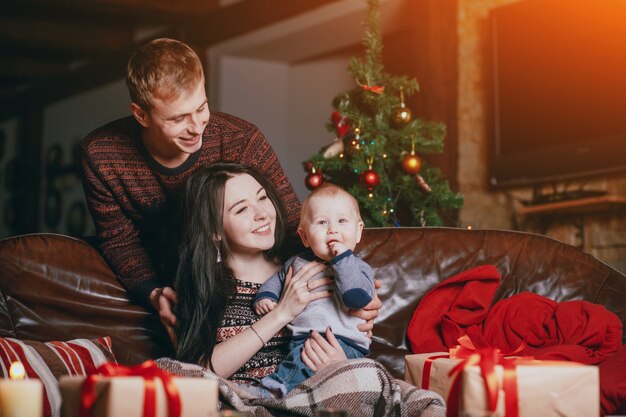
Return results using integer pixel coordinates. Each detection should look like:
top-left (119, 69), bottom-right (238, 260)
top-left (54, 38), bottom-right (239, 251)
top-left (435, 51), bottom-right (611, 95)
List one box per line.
top-left (216, 246), bottom-right (222, 263)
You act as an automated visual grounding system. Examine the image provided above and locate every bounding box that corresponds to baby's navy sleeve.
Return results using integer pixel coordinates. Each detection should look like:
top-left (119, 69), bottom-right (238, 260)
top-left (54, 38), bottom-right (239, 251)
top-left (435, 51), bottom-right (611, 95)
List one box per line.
top-left (331, 250), bottom-right (375, 309)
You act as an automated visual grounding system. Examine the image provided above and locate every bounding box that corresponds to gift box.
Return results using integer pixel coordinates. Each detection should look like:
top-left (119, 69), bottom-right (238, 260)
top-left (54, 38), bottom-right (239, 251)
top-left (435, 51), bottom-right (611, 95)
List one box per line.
top-left (60, 364), bottom-right (218, 417)
top-left (405, 352), bottom-right (457, 400)
top-left (460, 360), bottom-right (599, 417)
top-left (405, 351), bottom-right (600, 417)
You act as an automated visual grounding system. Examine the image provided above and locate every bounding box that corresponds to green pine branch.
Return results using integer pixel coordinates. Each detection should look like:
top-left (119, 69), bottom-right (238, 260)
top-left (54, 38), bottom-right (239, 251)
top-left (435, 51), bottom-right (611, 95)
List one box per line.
top-left (303, 0), bottom-right (463, 227)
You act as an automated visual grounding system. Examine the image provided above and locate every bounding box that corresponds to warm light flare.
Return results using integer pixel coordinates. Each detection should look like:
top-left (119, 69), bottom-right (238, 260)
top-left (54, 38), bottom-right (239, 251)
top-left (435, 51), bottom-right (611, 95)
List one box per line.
top-left (9, 362), bottom-right (25, 380)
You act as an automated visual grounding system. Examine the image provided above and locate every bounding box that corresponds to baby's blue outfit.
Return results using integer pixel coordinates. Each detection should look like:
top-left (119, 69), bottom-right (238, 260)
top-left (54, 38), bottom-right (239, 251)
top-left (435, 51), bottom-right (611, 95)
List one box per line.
top-left (254, 249), bottom-right (375, 395)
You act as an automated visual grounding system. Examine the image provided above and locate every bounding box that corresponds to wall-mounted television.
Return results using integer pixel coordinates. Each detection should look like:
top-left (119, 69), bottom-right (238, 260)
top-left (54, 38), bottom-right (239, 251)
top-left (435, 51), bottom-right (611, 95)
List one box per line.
top-left (489, 0), bottom-right (626, 187)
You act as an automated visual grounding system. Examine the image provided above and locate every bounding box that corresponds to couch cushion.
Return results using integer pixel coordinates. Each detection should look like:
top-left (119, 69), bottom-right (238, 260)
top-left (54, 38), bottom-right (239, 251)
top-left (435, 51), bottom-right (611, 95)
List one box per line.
top-left (0, 336), bottom-right (115, 417)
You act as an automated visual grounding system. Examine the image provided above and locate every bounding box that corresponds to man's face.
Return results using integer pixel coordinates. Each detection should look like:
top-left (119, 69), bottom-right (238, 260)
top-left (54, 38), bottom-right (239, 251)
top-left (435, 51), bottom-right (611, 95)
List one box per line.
top-left (132, 79), bottom-right (210, 163)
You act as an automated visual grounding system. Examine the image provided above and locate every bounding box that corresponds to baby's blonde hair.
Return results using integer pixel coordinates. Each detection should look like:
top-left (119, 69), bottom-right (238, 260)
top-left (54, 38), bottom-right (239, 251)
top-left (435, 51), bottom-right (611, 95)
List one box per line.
top-left (299, 183), bottom-right (362, 228)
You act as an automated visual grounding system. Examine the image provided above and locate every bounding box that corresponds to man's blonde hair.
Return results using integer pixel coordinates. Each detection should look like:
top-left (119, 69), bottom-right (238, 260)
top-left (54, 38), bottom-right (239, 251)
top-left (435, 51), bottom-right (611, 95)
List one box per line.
top-left (299, 183), bottom-right (362, 228)
top-left (126, 38), bottom-right (204, 110)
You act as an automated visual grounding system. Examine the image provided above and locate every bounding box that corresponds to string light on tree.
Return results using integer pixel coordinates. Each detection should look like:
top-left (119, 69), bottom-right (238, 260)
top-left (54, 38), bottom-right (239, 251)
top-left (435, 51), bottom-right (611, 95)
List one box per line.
top-left (352, 127), bottom-right (362, 153)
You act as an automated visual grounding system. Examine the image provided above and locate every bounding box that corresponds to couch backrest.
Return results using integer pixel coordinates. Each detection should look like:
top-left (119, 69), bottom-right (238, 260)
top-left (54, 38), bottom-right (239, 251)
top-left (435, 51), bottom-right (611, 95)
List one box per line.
top-left (356, 227), bottom-right (626, 377)
top-left (0, 233), bottom-right (173, 364)
top-left (1, 228), bottom-right (624, 375)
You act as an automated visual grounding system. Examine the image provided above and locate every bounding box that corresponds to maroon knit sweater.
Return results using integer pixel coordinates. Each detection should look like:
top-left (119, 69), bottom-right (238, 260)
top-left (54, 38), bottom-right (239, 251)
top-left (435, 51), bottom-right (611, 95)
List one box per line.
top-left (80, 112), bottom-right (301, 308)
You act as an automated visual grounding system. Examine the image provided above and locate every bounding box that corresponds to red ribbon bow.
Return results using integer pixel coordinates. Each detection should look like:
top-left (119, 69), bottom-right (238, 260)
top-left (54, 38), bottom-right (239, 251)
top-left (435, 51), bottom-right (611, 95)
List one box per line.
top-left (79, 360), bottom-right (182, 417)
top-left (420, 336), bottom-right (483, 390)
top-left (445, 336), bottom-right (529, 417)
top-left (356, 80), bottom-right (385, 94)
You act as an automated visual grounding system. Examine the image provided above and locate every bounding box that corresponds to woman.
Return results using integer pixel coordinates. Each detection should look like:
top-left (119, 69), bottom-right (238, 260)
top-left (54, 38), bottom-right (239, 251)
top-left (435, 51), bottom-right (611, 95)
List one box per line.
top-left (174, 162), bottom-right (348, 390)
top-left (170, 163), bottom-right (445, 416)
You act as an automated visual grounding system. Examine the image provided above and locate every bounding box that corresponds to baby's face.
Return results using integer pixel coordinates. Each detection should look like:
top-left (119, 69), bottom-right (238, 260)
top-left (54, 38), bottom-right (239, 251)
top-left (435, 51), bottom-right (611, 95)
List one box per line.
top-left (298, 193), bottom-right (364, 261)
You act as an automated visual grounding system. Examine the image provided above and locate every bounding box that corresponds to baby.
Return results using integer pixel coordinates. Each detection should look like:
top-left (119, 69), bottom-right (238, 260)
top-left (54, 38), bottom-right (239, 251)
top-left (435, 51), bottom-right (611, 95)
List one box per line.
top-left (254, 183), bottom-right (375, 394)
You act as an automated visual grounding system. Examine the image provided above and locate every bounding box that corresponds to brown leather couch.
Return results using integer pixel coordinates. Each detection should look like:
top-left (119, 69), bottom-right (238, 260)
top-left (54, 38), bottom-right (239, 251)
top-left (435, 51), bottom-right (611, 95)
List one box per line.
top-left (1, 227), bottom-right (625, 377)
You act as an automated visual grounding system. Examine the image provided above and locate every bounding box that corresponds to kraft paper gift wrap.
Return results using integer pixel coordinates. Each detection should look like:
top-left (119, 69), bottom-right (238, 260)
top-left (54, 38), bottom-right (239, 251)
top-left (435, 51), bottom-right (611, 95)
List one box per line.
top-left (405, 353), bottom-right (600, 417)
top-left (460, 362), bottom-right (599, 417)
top-left (404, 352), bottom-right (459, 400)
top-left (59, 375), bottom-right (219, 417)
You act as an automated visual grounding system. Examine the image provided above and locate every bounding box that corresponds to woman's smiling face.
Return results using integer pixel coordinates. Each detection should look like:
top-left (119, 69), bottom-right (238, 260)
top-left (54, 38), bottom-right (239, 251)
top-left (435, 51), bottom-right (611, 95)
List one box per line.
top-left (221, 173), bottom-right (277, 257)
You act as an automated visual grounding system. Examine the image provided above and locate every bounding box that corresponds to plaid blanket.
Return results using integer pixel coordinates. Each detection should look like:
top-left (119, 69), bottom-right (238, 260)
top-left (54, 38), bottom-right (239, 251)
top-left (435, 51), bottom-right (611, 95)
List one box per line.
top-left (156, 357), bottom-right (445, 417)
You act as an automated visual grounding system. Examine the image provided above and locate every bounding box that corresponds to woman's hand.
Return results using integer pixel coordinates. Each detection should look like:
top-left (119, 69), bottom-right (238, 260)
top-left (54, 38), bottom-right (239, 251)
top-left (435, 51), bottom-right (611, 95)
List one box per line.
top-left (274, 261), bottom-right (332, 322)
top-left (349, 278), bottom-right (382, 337)
top-left (301, 327), bottom-right (347, 372)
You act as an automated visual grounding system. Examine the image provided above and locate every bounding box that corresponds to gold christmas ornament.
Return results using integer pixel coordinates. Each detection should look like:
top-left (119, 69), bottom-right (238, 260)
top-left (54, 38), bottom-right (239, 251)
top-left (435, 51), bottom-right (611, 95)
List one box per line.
top-left (401, 138), bottom-right (422, 174)
top-left (392, 88), bottom-right (412, 126)
top-left (402, 151), bottom-right (422, 174)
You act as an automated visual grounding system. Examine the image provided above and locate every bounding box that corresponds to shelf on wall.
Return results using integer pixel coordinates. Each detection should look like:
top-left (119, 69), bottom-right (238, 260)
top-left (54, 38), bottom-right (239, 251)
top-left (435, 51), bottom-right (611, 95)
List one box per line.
top-left (517, 195), bottom-right (626, 216)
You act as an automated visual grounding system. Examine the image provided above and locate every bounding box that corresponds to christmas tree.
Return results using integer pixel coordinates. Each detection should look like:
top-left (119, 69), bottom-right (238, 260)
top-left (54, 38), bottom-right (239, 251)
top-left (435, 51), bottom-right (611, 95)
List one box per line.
top-left (302, 0), bottom-right (463, 227)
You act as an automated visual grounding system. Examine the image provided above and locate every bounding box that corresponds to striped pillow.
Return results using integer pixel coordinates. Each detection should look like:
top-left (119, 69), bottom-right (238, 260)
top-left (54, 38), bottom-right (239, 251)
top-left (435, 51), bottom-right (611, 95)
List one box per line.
top-left (0, 337), bottom-right (116, 417)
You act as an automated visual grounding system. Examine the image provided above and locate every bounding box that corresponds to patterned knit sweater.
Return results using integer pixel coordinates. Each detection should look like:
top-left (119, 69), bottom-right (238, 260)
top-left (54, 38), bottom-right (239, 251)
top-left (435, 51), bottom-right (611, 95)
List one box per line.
top-left (80, 112), bottom-right (301, 307)
top-left (217, 279), bottom-right (289, 384)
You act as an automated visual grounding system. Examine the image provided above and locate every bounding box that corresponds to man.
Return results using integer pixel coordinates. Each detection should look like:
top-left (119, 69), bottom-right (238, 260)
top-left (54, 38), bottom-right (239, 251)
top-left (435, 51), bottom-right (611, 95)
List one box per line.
top-left (81, 38), bottom-right (379, 341)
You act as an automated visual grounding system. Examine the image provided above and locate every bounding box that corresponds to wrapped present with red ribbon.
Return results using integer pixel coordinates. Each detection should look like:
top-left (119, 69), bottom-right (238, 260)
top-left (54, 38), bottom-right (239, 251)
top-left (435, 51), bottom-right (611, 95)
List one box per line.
top-left (59, 361), bottom-right (219, 417)
top-left (405, 336), bottom-right (600, 417)
top-left (405, 351), bottom-right (457, 400)
top-left (458, 357), bottom-right (599, 417)
top-left (404, 335), bottom-right (494, 400)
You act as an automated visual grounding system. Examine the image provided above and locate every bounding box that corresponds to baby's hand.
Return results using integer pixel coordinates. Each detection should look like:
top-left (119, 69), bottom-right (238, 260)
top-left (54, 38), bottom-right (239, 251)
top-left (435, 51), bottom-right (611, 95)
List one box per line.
top-left (329, 241), bottom-right (348, 257)
top-left (255, 299), bottom-right (277, 316)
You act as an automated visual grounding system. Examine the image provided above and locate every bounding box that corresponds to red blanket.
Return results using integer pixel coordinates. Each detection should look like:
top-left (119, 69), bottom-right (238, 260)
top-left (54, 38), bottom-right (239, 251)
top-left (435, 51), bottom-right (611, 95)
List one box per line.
top-left (407, 265), bottom-right (623, 364)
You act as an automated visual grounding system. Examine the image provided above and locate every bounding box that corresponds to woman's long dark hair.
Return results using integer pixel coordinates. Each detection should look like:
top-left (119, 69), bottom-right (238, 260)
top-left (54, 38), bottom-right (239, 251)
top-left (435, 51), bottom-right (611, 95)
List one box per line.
top-left (174, 162), bottom-right (288, 367)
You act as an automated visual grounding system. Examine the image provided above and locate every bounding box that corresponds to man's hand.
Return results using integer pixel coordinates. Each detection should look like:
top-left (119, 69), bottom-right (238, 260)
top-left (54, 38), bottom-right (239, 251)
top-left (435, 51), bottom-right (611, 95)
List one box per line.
top-left (255, 299), bottom-right (277, 316)
top-left (149, 286), bottom-right (179, 345)
top-left (349, 278), bottom-right (382, 337)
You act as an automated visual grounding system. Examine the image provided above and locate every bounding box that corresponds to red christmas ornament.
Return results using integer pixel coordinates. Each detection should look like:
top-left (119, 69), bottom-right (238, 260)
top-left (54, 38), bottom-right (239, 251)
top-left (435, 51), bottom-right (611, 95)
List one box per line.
top-left (305, 169), bottom-right (324, 190)
top-left (303, 160), bottom-right (314, 172)
top-left (402, 151), bottom-right (422, 174)
top-left (331, 111), bottom-right (351, 138)
top-left (361, 168), bottom-right (380, 190)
